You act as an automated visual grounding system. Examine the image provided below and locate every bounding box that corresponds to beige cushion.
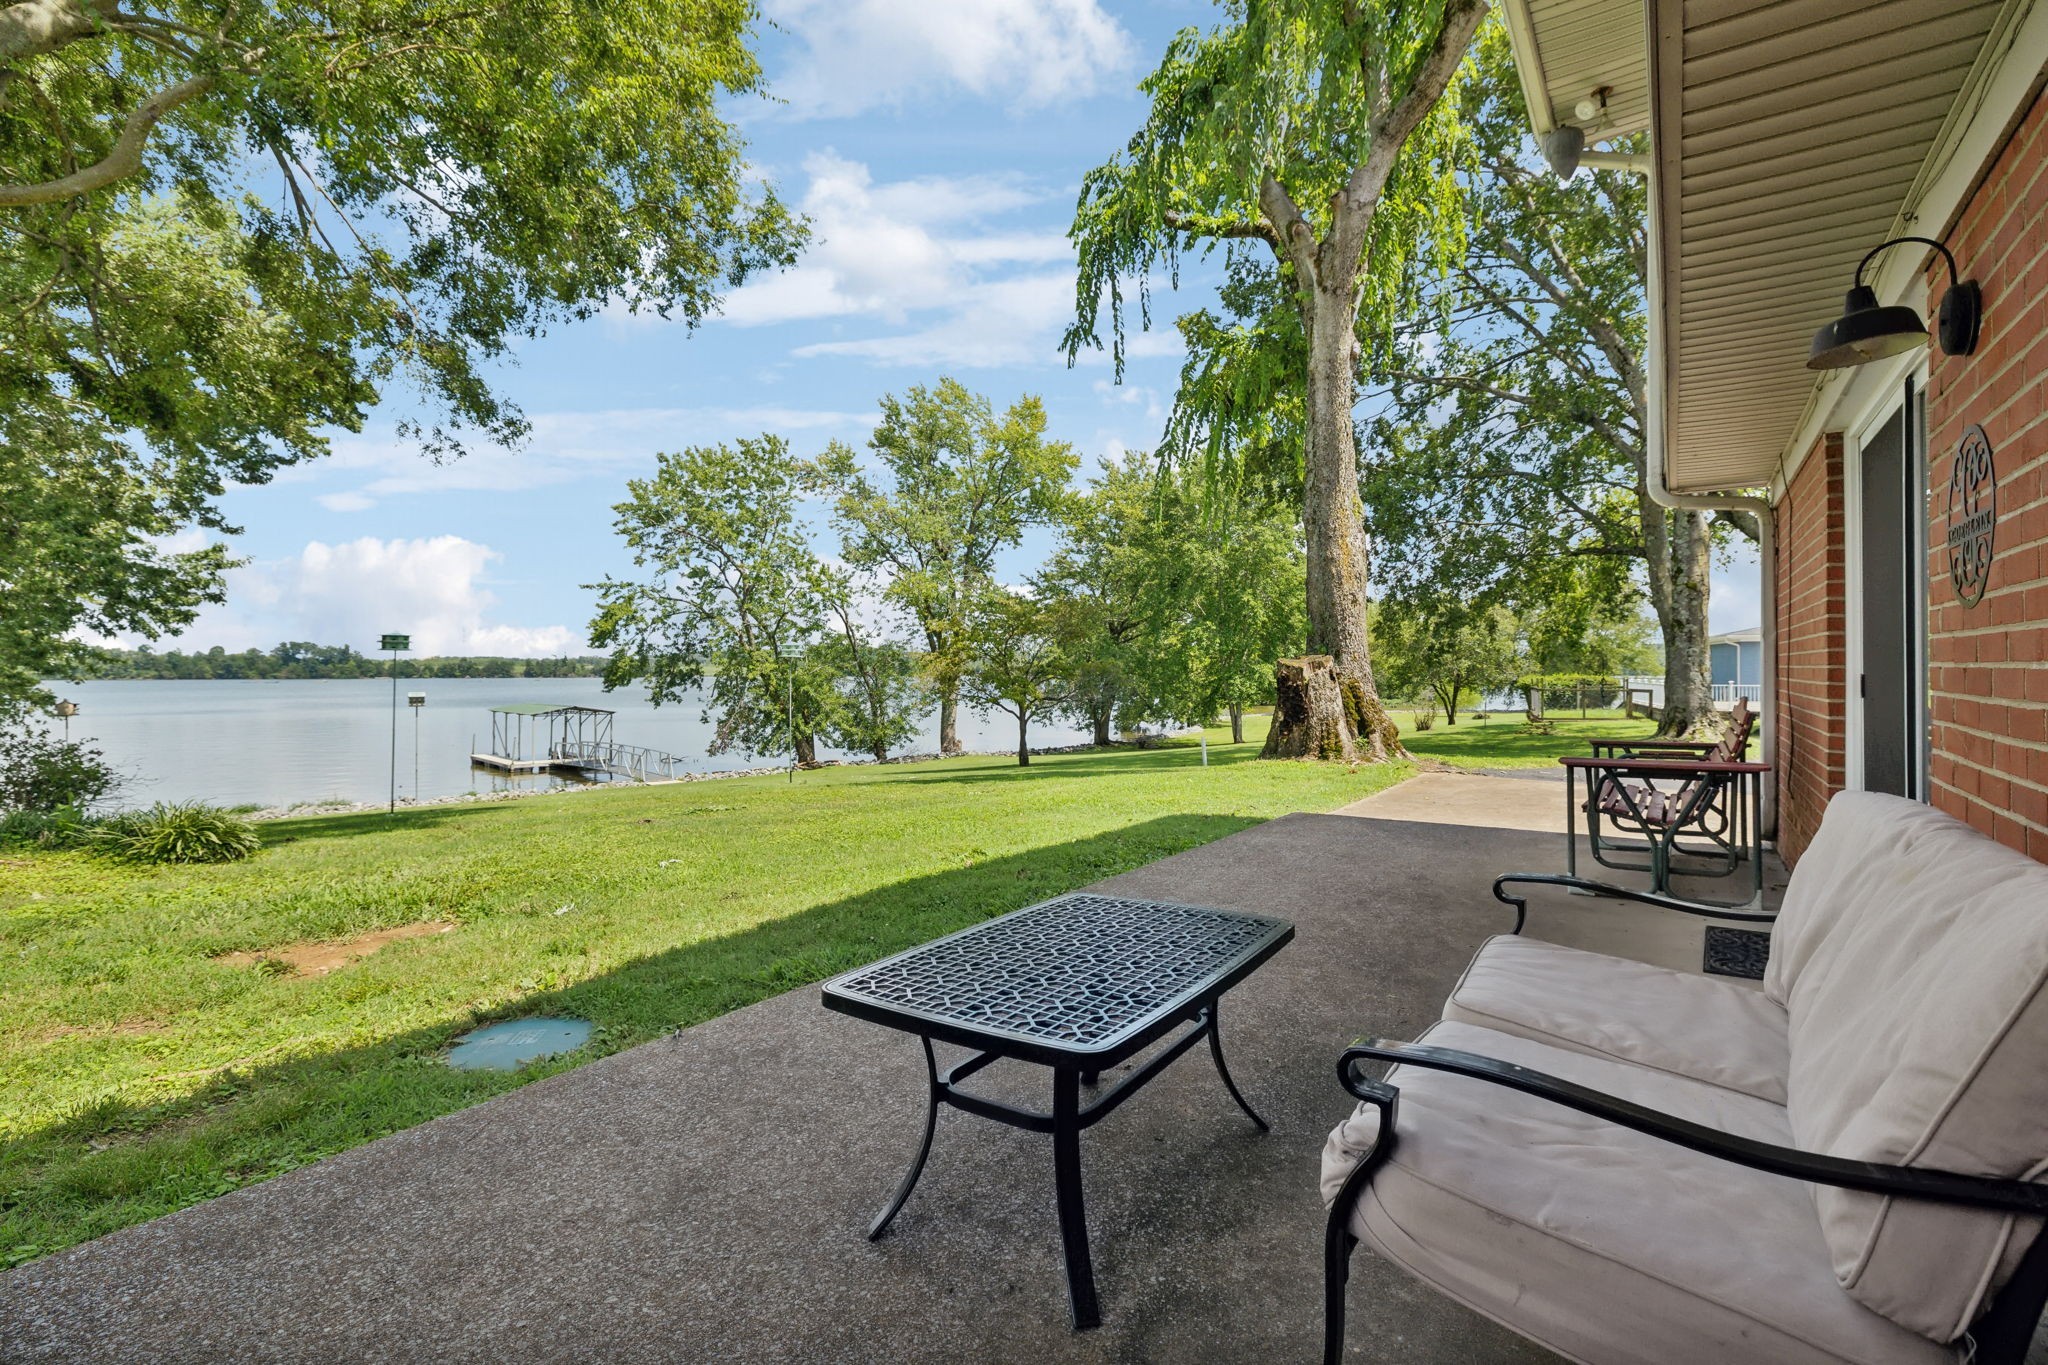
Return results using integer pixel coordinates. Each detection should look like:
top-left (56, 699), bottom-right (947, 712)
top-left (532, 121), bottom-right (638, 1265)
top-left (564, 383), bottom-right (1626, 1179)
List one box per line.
top-left (1768, 790), bottom-right (2048, 1341)
top-left (1321, 1021), bottom-right (1952, 1365)
top-left (1445, 933), bottom-right (1790, 1103)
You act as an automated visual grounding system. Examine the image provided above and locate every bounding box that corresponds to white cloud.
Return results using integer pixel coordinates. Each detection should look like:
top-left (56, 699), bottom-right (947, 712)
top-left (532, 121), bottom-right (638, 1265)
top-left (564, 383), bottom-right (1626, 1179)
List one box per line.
top-left (1092, 378), bottom-right (1166, 425)
top-left (793, 271), bottom-right (1078, 368)
top-left (290, 405), bottom-right (873, 510)
top-left (721, 153), bottom-right (1083, 369)
top-left (765, 0), bottom-right (1134, 119)
top-left (720, 153), bottom-right (1068, 333)
top-left (136, 536), bottom-right (584, 657)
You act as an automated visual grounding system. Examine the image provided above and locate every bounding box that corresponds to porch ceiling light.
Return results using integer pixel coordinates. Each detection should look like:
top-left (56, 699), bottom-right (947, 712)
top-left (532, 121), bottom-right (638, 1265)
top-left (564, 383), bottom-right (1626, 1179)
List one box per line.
top-left (1808, 235), bottom-right (1982, 370)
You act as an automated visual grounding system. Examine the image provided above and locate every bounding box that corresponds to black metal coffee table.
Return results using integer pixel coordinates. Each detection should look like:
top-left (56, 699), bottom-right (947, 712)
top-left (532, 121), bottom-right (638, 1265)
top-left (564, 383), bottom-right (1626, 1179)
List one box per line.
top-left (821, 892), bottom-right (1294, 1329)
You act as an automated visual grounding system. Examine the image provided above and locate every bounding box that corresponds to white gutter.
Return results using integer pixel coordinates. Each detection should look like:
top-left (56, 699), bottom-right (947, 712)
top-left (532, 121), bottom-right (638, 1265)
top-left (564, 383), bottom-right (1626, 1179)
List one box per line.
top-left (1580, 151), bottom-right (1650, 174)
top-left (1500, 0), bottom-right (1557, 135)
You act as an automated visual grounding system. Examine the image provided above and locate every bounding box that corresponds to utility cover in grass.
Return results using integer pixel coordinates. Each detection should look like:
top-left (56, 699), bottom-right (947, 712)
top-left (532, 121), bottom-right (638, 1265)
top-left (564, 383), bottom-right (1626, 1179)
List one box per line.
top-left (447, 1018), bottom-right (593, 1072)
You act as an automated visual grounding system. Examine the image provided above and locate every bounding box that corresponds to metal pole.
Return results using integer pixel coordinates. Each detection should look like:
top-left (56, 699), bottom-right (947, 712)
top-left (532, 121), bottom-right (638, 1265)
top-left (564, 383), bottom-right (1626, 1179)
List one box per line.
top-left (788, 663), bottom-right (796, 784)
top-left (413, 704), bottom-right (421, 803)
top-left (389, 647), bottom-right (399, 814)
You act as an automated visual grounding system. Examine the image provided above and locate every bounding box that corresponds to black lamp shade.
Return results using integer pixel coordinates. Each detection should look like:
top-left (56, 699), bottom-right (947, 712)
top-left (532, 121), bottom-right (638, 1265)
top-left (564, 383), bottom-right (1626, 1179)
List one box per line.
top-left (1808, 284), bottom-right (1929, 370)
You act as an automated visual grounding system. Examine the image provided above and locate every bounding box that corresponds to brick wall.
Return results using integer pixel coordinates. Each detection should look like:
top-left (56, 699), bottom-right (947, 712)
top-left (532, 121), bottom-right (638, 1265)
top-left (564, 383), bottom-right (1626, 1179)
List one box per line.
top-left (1926, 83), bottom-right (2048, 864)
top-left (1774, 434), bottom-right (1848, 864)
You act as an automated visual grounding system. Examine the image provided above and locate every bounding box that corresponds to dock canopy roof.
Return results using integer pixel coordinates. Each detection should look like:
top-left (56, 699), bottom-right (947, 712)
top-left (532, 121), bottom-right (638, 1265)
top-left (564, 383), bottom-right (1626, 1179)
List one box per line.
top-left (488, 703), bottom-right (615, 717)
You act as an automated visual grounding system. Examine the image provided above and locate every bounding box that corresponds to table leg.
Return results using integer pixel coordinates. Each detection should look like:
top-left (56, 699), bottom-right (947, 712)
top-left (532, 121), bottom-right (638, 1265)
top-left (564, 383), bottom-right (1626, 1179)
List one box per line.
top-left (1750, 771), bottom-right (1765, 906)
top-left (867, 1035), bottom-right (939, 1241)
top-left (1566, 766), bottom-right (1579, 880)
top-left (1206, 1002), bottom-right (1269, 1131)
top-left (1051, 1066), bottom-right (1100, 1330)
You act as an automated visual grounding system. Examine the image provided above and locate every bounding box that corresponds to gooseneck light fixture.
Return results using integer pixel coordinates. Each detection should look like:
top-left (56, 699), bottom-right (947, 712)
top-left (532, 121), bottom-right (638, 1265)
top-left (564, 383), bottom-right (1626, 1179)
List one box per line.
top-left (1808, 235), bottom-right (1982, 370)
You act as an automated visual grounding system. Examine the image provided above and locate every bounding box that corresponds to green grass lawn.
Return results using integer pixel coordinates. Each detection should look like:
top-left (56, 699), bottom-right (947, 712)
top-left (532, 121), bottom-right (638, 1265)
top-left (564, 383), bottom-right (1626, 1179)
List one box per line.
top-left (1395, 711), bottom-right (1663, 769)
top-left (2, 724), bottom-right (1409, 1267)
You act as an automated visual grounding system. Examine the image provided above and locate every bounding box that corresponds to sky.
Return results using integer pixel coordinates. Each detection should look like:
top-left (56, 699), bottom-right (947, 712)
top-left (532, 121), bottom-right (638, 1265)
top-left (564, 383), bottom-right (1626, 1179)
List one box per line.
top-left (157, 0), bottom-right (1760, 660)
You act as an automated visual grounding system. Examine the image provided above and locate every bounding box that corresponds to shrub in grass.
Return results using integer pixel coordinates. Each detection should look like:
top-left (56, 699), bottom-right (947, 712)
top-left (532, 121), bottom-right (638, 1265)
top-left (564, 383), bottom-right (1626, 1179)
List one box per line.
top-left (96, 803), bottom-right (261, 864)
top-left (0, 804), bottom-right (100, 850)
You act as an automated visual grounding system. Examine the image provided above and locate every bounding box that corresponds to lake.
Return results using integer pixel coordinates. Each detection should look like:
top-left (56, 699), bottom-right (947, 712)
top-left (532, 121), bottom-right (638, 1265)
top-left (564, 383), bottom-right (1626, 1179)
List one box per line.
top-left (44, 678), bottom-right (1092, 810)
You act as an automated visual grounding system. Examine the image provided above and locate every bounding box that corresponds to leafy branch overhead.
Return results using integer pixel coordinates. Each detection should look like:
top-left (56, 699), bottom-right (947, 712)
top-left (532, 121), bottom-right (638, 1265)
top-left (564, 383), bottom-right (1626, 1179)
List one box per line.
top-left (0, 0), bottom-right (804, 708)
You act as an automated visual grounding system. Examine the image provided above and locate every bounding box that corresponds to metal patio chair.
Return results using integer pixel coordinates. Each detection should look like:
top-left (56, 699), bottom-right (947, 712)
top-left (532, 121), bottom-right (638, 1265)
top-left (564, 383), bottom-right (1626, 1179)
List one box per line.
top-left (1565, 698), bottom-right (1763, 902)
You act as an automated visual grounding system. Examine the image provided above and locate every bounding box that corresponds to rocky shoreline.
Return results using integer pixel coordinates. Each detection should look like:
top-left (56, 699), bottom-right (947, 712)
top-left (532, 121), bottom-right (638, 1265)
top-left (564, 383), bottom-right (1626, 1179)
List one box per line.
top-left (242, 741), bottom-right (1130, 822)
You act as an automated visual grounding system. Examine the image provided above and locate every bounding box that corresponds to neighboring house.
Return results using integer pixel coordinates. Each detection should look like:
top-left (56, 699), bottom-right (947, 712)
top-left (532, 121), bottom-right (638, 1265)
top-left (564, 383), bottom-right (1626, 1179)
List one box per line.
top-left (1708, 628), bottom-right (1763, 702)
top-left (1501, 0), bottom-right (2048, 867)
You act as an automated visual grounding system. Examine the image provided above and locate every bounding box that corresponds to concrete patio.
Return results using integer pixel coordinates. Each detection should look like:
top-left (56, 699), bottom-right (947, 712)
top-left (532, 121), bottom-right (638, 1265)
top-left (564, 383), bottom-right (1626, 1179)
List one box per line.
top-left (2, 774), bottom-right (1786, 1363)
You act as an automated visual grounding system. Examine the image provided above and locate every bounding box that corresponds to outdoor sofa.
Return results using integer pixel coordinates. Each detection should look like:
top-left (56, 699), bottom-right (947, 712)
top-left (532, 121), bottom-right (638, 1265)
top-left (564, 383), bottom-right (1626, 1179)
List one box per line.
top-left (1321, 790), bottom-right (2048, 1364)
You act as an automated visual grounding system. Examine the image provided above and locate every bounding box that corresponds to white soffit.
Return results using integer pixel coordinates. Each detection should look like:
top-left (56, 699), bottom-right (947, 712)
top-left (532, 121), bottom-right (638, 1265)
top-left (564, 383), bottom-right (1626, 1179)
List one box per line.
top-left (1501, 0), bottom-right (1650, 137)
top-left (1651, 0), bottom-right (2015, 494)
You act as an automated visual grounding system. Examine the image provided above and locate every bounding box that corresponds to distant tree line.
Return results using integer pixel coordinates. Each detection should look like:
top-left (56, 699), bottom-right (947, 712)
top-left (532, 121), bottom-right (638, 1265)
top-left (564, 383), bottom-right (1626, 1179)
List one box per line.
top-left (76, 643), bottom-right (608, 682)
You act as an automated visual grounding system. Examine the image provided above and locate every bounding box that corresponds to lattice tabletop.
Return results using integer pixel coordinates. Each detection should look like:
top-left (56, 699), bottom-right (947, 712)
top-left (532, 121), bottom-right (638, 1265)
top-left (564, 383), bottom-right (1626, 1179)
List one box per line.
top-left (826, 893), bottom-right (1292, 1054)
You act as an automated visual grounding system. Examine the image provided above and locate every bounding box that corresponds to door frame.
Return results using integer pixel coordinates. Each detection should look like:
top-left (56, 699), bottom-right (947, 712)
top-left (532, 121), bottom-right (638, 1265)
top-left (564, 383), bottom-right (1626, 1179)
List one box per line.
top-left (1843, 356), bottom-right (1931, 798)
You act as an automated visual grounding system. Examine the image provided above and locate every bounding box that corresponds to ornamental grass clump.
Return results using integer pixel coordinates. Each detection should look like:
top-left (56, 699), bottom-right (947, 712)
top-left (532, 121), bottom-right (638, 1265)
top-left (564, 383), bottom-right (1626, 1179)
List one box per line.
top-left (97, 802), bottom-right (261, 865)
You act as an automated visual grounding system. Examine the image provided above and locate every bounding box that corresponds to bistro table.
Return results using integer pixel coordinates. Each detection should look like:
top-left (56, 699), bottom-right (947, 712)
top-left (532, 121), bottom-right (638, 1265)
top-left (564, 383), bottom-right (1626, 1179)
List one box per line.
top-left (821, 891), bottom-right (1294, 1329)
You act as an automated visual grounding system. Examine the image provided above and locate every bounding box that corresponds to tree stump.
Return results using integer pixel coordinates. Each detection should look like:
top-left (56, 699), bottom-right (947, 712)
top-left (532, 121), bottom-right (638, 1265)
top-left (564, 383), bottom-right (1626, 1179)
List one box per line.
top-left (1263, 656), bottom-right (1352, 760)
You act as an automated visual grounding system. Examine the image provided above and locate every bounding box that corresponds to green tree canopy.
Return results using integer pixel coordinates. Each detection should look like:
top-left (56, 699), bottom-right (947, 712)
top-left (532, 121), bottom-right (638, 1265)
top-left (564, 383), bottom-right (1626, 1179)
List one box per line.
top-left (812, 378), bottom-right (1077, 755)
top-left (1034, 453), bottom-right (1156, 746)
top-left (1371, 599), bottom-right (1518, 725)
top-left (1066, 0), bottom-right (1486, 763)
top-left (1, 0), bottom-right (803, 709)
top-left (590, 436), bottom-right (913, 768)
top-left (1364, 23), bottom-right (1745, 734)
top-left (961, 587), bottom-right (1073, 768)
top-left (1123, 463), bottom-right (1305, 740)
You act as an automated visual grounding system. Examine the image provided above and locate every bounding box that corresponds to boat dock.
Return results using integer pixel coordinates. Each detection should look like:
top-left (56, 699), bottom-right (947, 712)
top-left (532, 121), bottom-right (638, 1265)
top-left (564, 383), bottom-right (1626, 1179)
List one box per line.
top-left (472, 704), bottom-right (686, 783)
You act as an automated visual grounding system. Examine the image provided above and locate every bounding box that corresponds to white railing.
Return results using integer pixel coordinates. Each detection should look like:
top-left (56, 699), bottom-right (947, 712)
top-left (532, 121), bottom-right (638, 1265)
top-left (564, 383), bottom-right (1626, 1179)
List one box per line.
top-left (550, 739), bottom-right (685, 782)
top-left (1713, 683), bottom-right (1763, 705)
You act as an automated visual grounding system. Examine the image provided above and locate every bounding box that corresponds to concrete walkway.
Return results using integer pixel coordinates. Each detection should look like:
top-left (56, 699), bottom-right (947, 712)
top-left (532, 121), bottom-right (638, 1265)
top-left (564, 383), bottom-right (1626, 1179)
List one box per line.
top-left (2, 774), bottom-right (1776, 1363)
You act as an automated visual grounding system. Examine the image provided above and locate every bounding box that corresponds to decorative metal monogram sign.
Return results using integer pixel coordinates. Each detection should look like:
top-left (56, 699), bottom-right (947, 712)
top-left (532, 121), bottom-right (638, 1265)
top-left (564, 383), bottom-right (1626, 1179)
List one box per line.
top-left (1946, 423), bottom-right (1997, 607)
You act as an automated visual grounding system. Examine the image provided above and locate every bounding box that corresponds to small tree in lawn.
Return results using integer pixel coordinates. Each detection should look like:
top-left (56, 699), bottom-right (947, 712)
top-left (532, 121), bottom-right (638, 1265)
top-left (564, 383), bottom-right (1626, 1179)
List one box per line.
top-left (1134, 472), bottom-right (1307, 742)
top-left (1373, 601), bottom-right (1519, 725)
top-left (813, 380), bottom-right (1077, 755)
top-left (1036, 454), bottom-right (1156, 745)
top-left (813, 579), bottom-right (922, 763)
top-left (963, 590), bottom-right (1073, 768)
top-left (590, 436), bottom-right (841, 765)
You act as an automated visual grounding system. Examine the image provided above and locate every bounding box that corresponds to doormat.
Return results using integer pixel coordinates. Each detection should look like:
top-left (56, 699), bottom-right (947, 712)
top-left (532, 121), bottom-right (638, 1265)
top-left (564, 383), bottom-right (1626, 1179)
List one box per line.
top-left (1703, 927), bottom-right (1770, 980)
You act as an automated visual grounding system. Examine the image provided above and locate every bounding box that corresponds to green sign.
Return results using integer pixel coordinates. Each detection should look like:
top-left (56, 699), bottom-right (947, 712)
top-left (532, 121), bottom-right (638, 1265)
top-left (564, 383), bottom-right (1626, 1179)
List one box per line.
top-left (380, 633), bottom-right (410, 651)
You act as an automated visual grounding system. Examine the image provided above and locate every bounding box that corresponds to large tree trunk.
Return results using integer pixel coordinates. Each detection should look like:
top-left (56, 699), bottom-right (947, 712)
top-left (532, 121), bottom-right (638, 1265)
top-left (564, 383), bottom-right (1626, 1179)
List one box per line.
top-left (1267, 280), bottom-right (1402, 763)
top-left (1091, 707), bottom-right (1112, 747)
top-left (795, 732), bottom-right (817, 766)
top-left (1016, 711), bottom-right (1030, 766)
top-left (1228, 703), bottom-right (1243, 744)
top-left (938, 689), bottom-right (962, 755)
top-left (1657, 509), bottom-right (1715, 736)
